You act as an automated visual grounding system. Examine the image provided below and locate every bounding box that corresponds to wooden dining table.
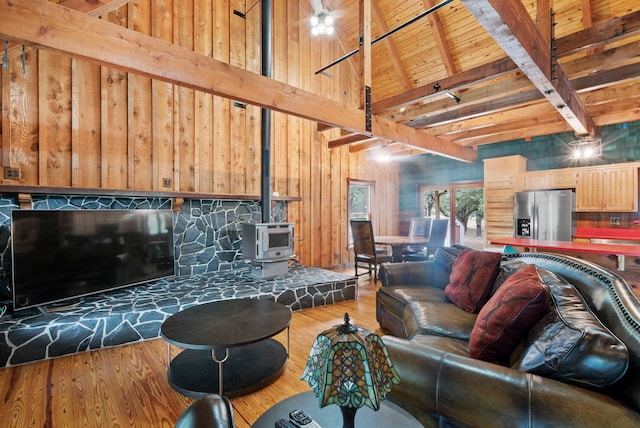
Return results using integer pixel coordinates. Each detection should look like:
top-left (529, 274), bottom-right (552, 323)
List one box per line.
top-left (375, 235), bottom-right (430, 262)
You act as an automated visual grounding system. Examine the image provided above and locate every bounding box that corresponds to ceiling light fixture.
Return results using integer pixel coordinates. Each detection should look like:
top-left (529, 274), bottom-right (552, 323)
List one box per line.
top-left (446, 92), bottom-right (461, 103)
top-left (376, 145), bottom-right (393, 163)
top-left (311, 9), bottom-right (335, 36)
top-left (569, 137), bottom-right (602, 159)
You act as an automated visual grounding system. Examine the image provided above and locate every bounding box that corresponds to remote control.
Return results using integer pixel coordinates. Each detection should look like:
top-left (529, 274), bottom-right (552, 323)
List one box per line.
top-left (275, 419), bottom-right (297, 428)
top-left (289, 409), bottom-right (322, 428)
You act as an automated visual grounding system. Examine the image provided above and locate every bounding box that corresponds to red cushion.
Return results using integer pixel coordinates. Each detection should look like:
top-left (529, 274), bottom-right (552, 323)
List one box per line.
top-left (469, 264), bottom-right (550, 361)
top-left (444, 249), bottom-right (502, 313)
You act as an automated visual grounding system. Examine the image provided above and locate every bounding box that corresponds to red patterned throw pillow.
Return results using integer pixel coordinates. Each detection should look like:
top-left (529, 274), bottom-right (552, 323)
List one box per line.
top-left (469, 264), bottom-right (550, 361)
top-left (444, 249), bottom-right (502, 313)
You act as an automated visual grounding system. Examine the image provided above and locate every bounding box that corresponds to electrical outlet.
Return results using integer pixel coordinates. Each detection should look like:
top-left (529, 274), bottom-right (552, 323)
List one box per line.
top-left (610, 216), bottom-right (620, 225)
top-left (162, 177), bottom-right (172, 187)
top-left (4, 167), bottom-right (19, 180)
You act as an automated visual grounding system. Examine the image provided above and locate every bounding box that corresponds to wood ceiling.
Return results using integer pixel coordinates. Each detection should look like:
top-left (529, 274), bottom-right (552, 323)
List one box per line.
top-left (2, 0), bottom-right (640, 163)
top-left (320, 0), bottom-right (640, 160)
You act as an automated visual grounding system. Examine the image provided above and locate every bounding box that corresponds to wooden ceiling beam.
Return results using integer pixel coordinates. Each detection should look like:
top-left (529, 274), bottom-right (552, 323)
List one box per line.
top-left (323, 0), bottom-right (360, 79)
top-left (423, 0), bottom-right (457, 76)
top-left (591, 97), bottom-right (640, 126)
top-left (554, 9), bottom-right (640, 56)
top-left (560, 42), bottom-right (640, 80)
top-left (328, 133), bottom-right (374, 148)
top-left (461, 0), bottom-right (595, 135)
top-left (391, 41), bottom-right (639, 126)
top-left (409, 89), bottom-right (544, 129)
top-left (581, 0), bottom-right (594, 29)
top-left (447, 111), bottom-right (563, 142)
top-left (434, 102), bottom-right (556, 137)
top-left (371, 1), bottom-right (412, 91)
top-left (372, 9), bottom-right (640, 115)
top-left (434, 80), bottom-right (640, 145)
top-left (360, 0), bottom-right (372, 128)
top-left (57, 0), bottom-right (133, 16)
top-left (372, 56), bottom-right (518, 114)
top-left (389, 74), bottom-right (535, 123)
top-left (455, 122), bottom-right (573, 146)
top-left (582, 81), bottom-right (640, 106)
top-left (348, 140), bottom-right (385, 153)
top-left (1, 0), bottom-right (477, 162)
top-left (444, 83), bottom-right (640, 146)
top-left (536, 0), bottom-right (551, 46)
top-left (410, 62), bottom-right (640, 129)
top-left (5, 0), bottom-right (133, 60)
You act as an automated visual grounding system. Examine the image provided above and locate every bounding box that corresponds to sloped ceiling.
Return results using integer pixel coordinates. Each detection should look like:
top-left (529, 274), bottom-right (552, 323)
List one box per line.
top-left (320, 0), bottom-right (640, 159)
top-left (3, 0), bottom-right (640, 162)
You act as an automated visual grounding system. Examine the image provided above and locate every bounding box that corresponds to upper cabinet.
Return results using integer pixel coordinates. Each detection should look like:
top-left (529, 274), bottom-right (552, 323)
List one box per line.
top-left (518, 162), bottom-right (638, 212)
top-left (575, 168), bottom-right (605, 211)
top-left (575, 164), bottom-right (638, 212)
top-left (523, 169), bottom-right (577, 190)
top-left (603, 165), bottom-right (638, 211)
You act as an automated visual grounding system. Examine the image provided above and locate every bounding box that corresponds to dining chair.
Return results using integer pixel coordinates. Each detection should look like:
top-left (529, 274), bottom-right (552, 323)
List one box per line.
top-left (402, 217), bottom-right (432, 261)
top-left (174, 394), bottom-right (236, 428)
top-left (350, 219), bottom-right (392, 283)
top-left (404, 218), bottom-right (449, 262)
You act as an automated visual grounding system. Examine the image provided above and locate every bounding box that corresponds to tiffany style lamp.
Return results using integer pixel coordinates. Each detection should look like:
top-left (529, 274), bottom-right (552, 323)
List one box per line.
top-left (301, 313), bottom-right (401, 428)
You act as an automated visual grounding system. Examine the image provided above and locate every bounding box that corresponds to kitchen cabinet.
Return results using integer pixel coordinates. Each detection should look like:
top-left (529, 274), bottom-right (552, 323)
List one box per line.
top-left (523, 169), bottom-right (577, 190)
top-left (522, 171), bottom-right (549, 190)
top-left (576, 168), bottom-right (604, 211)
top-left (485, 176), bottom-right (518, 244)
top-left (604, 165), bottom-right (638, 211)
top-left (484, 156), bottom-right (526, 248)
top-left (576, 165), bottom-right (638, 212)
top-left (549, 169), bottom-right (578, 188)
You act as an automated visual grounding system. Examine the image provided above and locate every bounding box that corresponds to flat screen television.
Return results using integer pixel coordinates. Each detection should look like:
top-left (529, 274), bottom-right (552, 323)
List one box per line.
top-left (11, 209), bottom-right (175, 310)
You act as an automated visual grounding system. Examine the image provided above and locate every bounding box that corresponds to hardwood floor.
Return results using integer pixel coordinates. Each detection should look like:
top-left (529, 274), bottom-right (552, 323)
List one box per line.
top-left (0, 267), bottom-right (380, 428)
top-left (3, 263), bottom-right (638, 428)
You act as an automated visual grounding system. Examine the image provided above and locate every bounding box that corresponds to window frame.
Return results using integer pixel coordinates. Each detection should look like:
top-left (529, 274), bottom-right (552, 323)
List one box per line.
top-left (348, 179), bottom-right (375, 245)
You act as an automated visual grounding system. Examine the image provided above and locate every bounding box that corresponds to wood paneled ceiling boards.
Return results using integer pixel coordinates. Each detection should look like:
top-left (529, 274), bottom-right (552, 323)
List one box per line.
top-left (2, 0), bottom-right (639, 161)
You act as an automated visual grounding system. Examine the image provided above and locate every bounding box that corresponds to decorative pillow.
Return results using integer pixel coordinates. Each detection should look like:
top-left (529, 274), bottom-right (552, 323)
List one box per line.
top-left (443, 249), bottom-right (502, 313)
top-left (516, 268), bottom-right (629, 387)
top-left (490, 260), bottom-right (528, 296)
top-left (469, 264), bottom-right (550, 361)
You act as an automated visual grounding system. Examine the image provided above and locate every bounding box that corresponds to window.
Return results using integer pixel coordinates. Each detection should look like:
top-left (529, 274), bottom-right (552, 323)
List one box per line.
top-left (348, 180), bottom-right (374, 244)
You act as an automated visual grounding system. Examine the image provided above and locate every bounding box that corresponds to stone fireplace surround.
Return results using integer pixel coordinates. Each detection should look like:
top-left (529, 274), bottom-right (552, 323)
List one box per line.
top-left (0, 194), bottom-right (357, 367)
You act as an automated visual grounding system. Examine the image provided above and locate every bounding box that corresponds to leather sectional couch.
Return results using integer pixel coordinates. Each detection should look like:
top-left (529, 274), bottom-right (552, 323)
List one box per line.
top-left (376, 247), bottom-right (640, 427)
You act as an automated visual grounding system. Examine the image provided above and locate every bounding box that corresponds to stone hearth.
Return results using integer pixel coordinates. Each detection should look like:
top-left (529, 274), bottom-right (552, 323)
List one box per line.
top-left (0, 266), bottom-right (356, 367)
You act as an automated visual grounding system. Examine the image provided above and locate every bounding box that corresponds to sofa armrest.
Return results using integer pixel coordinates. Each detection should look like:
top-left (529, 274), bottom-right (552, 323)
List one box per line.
top-left (382, 335), bottom-right (640, 427)
top-left (379, 260), bottom-right (451, 290)
top-left (379, 261), bottom-right (431, 287)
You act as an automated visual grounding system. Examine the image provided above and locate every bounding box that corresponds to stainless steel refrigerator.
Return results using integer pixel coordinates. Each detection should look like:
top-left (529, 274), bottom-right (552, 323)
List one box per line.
top-left (514, 190), bottom-right (576, 241)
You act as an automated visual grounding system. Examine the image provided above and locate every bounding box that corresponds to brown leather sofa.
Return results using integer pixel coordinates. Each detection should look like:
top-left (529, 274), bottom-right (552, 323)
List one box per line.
top-left (377, 249), bottom-right (640, 427)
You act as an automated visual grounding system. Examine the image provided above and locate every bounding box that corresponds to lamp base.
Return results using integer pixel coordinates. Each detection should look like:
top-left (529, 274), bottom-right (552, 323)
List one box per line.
top-left (340, 406), bottom-right (357, 428)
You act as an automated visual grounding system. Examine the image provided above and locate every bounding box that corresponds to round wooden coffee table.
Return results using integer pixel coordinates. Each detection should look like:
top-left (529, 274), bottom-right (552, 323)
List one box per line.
top-left (161, 298), bottom-right (291, 398)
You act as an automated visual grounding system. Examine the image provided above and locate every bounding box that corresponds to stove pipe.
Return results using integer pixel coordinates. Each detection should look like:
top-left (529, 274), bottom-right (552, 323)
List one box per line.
top-left (261, 0), bottom-right (272, 223)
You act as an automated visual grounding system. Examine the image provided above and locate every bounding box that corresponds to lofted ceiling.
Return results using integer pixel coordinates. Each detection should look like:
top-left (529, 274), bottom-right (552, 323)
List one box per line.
top-left (318, 0), bottom-right (640, 159)
top-left (2, 0), bottom-right (640, 163)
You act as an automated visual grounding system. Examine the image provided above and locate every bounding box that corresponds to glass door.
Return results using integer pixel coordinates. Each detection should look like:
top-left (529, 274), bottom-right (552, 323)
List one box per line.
top-left (420, 185), bottom-right (484, 249)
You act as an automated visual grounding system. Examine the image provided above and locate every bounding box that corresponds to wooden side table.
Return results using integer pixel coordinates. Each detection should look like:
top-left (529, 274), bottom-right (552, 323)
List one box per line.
top-left (252, 391), bottom-right (422, 427)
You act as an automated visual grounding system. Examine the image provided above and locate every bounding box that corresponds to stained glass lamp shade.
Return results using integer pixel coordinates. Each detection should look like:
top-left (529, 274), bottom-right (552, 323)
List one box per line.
top-left (301, 313), bottom-right (401, 428)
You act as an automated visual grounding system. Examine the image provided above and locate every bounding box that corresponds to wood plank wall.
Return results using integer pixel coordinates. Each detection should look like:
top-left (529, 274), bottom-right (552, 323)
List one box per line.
top-left (0, 0), bottom-right (400, 268)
